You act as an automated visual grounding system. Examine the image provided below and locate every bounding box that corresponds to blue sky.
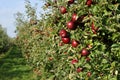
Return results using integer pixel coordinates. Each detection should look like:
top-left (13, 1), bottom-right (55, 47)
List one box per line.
top-left (0, 0), bottom-right (44, 37)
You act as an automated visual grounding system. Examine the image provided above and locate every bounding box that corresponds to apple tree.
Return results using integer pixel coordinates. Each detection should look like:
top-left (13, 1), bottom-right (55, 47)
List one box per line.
top-left (16, 0), bottom-right (120, 79)
top-left (0, 25), bottom-right (11, 53)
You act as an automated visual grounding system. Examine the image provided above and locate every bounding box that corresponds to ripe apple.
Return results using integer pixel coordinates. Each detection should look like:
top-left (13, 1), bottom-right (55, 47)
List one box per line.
top-left (59, 29), bottom-right (68, 38)
top-left (91, 22), bottom-right (98, 34)
top-left (86, 0), bottom-right (92, 7)
top-left (87, 44), bottom-right (92, 49)
top-left (92, 29), bottom-right (97, 34)
top-left (48, 57), bottom-right (53, 61)
top-left (59, 41), bottom-right (64, 46)
top-left (71, 59), bottom-right (78, 64)
top-left (68, 0), bottom-right (74, 4)
top-left (87, 72), bottom-right (91, 77)
top-left (71, 13), bottom-right (78, 22)
top-left (81, 48), bottom-right (90, 56)
top-left (64, 52), bottom-right (67, 54)
top-left (71, 40), bottom-right (79, 48)
top-left (76, 68), bottom-right (83, 73)
top-left (67, 21), bottom-right (76, 30)
top-left (60, 6), bottom-right (67, 14)
top-left (62, 37), bottom-right (70, 44)
top-left (91, 22), bottom-right (95, 30)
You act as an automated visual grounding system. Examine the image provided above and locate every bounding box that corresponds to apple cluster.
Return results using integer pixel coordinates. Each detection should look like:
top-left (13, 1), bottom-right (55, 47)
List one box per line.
top-left (59, 0), bottom-right (94, 54)
top-left (58, 0), bottom-right (94, 75)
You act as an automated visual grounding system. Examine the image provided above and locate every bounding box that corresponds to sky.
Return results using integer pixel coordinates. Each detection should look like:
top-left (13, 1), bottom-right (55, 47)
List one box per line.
top-left (0, 0), bottom-right (44, 38)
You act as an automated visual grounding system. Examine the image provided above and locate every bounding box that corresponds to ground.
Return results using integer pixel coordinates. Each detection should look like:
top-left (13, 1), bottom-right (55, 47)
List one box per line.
top-left (0, 46), bottom-right (37, 80)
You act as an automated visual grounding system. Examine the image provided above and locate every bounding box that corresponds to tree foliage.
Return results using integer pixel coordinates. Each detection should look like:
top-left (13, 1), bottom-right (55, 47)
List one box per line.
top-left (0, 25), bottom-right (11, 53)
top-left (16, 0), bottom-right (120, 79)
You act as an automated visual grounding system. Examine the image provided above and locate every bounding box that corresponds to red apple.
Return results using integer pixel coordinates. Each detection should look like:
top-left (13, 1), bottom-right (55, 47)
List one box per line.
top-left (60, 6), bottom-right (67, 14)
top-left (81, 48), bottom-right (90, 56)
top-left (91, 22), bottom-right (95, 30)
top-left (86, 0), bottom-right (92, 7)
top-left (64, 52), bottom-right (67, 54)
top-left (68, 0), bottom-right (74, 4)
top-left (87, 44), bottom-right (92, 49)
top-left (71, 13), bottom-right (78, 22)
top-left (91, 22), bottom-right (98, 34)
top-left (71, 40), bottom-right (79, 48)
top-left (76, 68), bottom-right (83, 73)
top-left (71, 59), bottom-right (78, 64)
top-left (87, 72), bottom-right (91, 77)
top-left (59, 29), bottom-right (68, 38)
top-left (67, 21), bottom-right (76, 30)
top-left (92, 29), bottom-right (97, 34)
top-left (62, 37), bottom-right (70, 44)
top-left (59, 41), bottom-right (64, 46)
top-left (48, 57), bottom-right (53, 61)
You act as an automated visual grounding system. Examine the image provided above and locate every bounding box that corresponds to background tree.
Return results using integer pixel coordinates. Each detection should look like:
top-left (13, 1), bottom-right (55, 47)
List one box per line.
top-left (0, 25), bottom-right (11, 53)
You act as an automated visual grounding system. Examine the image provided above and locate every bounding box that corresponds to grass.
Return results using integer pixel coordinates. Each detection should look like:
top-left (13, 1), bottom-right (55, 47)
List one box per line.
top-left (0, 46), bottom-right (38, 80)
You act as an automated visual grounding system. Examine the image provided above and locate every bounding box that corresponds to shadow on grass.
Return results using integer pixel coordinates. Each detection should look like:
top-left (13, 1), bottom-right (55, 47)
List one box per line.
top-left (0, 46), bottom-right (26, 67)
top-left (0, 46), bottom-right (36, 80)
top-left (0, 66), bottom-right (32, 80)
top-left (3, 46), bottom-right (23, 58)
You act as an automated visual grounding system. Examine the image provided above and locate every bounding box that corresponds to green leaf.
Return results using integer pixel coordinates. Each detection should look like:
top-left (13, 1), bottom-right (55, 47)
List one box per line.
top-left (102, 59), bottom-right (108, 63)
top-left (111, 33), bottom-right (120, 41)
top-left (47, 75), bottom-right (55, 80)
top-left (84, 63), bottom-right (91, 69)
top-left (93, 6), bottom-right (98, 13)
top-left (111, 43), bottom-right (120, 48)
top-left (111, 62), bottom-right (116, 67)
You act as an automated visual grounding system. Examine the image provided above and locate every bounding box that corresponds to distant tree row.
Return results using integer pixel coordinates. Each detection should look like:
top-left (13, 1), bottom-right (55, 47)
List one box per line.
top-left (0, 25), bottom-right (11, 53)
